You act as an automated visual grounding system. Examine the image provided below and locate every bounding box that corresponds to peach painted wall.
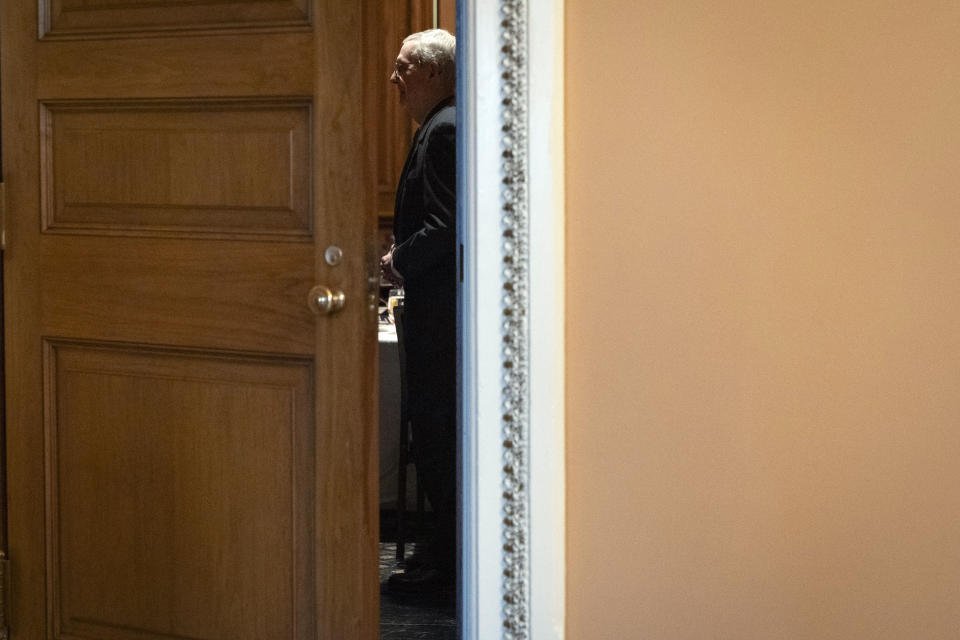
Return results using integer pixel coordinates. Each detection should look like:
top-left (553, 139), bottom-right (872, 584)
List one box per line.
top-left (565, 2), bottom-right (960, 638)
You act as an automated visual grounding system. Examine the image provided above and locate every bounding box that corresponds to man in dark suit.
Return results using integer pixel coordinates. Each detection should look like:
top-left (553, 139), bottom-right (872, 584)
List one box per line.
top-left (380, 28), bottom-right (456, 591)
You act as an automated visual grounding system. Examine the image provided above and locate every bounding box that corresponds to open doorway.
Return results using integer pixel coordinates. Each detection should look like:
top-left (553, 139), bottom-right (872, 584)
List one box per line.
top-left (367, 2), bottom-right (459, 638)
top-left (373, 0), bottom-right (566, 637)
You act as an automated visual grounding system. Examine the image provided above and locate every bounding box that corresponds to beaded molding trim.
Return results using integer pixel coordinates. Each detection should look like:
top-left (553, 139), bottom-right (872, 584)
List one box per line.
top-left (498, 0), bottom-right (529, 637)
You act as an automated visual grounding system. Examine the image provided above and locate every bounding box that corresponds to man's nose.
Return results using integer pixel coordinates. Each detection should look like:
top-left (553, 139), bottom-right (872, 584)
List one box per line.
top-left (389, 70), bottom-right (398, 83)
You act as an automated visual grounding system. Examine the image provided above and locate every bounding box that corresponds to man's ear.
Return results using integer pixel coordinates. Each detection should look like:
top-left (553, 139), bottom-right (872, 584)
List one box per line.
top-left (428, 61), bottom-right (441, 78)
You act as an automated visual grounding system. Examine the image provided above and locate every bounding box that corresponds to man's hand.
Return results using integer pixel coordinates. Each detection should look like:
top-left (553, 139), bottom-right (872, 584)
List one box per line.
top-left (380, 244), bottom-right (404, 286)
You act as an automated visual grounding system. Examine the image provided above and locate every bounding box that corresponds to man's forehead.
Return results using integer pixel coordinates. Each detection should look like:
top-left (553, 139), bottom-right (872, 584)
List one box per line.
top-left (397, 41), bottom-right (417, 60)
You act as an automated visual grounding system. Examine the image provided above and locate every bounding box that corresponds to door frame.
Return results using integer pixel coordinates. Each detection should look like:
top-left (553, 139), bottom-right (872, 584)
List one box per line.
top-left (459, 0), bottom-right (565, 637)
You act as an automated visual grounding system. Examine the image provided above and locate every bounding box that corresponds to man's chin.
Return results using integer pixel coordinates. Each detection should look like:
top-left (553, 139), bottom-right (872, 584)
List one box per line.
top-left (397, 97), bottom-right (414, 119)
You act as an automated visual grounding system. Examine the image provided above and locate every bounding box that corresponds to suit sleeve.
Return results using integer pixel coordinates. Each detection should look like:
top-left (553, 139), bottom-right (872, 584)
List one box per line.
top-left (392, 119), bottom-right (456, 281)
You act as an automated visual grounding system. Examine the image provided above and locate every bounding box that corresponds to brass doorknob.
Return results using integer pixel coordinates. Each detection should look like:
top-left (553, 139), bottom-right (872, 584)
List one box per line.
top-left (308, 285), bottom-right (345, 315)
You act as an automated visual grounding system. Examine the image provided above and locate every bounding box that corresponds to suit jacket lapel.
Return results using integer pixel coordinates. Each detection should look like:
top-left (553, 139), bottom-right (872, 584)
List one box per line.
top-left (393, 125), bottom-right (426, 238)
top-left (393, 97), bottom-right (456, 239)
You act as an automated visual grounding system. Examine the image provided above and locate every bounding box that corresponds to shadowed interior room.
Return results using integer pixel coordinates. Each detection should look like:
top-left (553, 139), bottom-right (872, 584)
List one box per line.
top-left (370, 1), bottom-right (458, 638)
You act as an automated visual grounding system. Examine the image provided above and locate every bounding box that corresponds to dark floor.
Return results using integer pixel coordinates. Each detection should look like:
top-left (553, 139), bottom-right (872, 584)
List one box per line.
top-left (380, 542), bottom-right (457, 640)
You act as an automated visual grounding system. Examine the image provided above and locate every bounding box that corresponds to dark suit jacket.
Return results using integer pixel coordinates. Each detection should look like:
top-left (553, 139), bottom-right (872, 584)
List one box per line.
top-left (392, 99), bottom-right (456, 423)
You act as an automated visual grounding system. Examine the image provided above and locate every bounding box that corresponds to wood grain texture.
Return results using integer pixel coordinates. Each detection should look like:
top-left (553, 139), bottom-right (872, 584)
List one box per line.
top-left (42, 0), bottom-right (310, 39)
top-left (2, 0), bottom-right (48, 635)
top-left (315, 0), bottom-right (379, 636)
top-left (2, 0), bottom-right (377, 637)
top-left (437, 0), bottom-right (456, 33)
top-left (41, 98), bottom-right (312, 240)
top-left (37, 34), bottom-right (314, 99)
top-left (45, 341), bottom-right (315, 639)
top-left (40, 237), bottom-right (315, 355)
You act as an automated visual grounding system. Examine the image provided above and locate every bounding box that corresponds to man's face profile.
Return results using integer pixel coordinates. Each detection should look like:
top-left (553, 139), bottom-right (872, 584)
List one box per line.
top-left (390, 40), bottom-right (435, 124)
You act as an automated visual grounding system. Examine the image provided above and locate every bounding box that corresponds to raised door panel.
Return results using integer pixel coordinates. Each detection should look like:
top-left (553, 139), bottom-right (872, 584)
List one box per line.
top-left (41, 99), bottom-right (313, 240)
top-left (42, 0), bottom-right (310, 38)
top-left (46, 341), bottom-right (315, 640)
top-left (37, 34), bottom-right (314, 100)
top-left (40, 238), bottom-right (315, 355)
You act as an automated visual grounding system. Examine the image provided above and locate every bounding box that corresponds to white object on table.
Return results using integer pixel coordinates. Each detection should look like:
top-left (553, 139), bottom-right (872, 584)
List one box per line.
top-left (378, 321), bottom-right (418, 508)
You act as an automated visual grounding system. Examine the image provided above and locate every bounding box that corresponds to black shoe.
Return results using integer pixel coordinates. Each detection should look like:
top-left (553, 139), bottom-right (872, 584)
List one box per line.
top-left (387, 565), bottom-right (454, 594)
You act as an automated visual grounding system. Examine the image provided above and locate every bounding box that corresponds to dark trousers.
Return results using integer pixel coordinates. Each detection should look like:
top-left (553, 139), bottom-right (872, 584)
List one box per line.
top-left (411, 410), bottom-right (456, 574)
top-left (401, 285), bottom-right (456, 575)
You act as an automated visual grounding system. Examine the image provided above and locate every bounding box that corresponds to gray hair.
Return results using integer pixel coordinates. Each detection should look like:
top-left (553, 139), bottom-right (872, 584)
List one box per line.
top-left (404, 29), bottom-right (456, 80)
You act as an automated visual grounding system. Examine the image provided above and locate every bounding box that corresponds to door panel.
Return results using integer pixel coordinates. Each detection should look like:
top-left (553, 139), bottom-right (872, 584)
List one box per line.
top-left (37, 35), bottom-right (314, 99)
top-left (42, 0), bottom-right (310, 38)
top-left (47, 341), bottom-right (315, 640)
top-left (41, 98), bottom-right (313, 240)
top-left (40, 238), bottom-right (314, 354)
top-left (2, 0), bottom-right (376, 637)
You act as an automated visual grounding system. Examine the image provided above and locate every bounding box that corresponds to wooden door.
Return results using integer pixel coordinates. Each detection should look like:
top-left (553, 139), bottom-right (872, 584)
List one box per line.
top-left (0, 1), bottom-right (378, 638)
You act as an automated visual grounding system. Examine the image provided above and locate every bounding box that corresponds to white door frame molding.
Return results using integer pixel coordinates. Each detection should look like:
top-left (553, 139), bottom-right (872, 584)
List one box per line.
top-left (459, 0), bottom-right (565, 637)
